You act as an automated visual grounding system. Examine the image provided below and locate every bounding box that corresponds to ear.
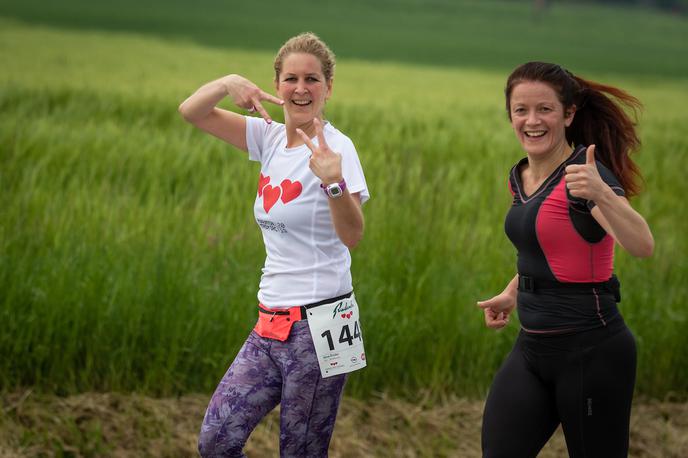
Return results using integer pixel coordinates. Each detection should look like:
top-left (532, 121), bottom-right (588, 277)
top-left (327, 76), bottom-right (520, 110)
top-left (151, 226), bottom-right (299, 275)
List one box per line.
top-left (564, 104), bottom-right (577, 127)
top-left (326, 78), bottom-right (334, 100)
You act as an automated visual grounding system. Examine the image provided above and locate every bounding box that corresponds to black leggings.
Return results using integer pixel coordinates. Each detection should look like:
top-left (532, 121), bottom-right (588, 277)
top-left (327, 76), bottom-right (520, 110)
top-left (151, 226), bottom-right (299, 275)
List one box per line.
top-left (481, 321), bottom-right (636, 458)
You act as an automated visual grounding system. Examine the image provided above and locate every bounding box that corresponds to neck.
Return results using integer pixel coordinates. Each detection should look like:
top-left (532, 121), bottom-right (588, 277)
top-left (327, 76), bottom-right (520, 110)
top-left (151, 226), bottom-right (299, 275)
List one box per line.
top-left (285, 115), bottom-right (320, 148)
top-left (526, 143), bottom-right (573, 180)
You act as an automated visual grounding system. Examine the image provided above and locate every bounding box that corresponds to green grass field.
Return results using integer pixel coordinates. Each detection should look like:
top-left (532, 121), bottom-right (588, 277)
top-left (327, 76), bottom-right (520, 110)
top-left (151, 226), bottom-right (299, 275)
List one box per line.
top-left (1, 1), bottom-right (687, 400)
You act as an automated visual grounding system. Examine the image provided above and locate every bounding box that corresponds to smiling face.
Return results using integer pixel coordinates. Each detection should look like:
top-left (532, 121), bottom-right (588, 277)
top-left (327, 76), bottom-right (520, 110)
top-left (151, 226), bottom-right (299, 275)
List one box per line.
top-left (509, 81), bottom-right (575, 158)
top-left (275, 52), bottom-right (332, 129)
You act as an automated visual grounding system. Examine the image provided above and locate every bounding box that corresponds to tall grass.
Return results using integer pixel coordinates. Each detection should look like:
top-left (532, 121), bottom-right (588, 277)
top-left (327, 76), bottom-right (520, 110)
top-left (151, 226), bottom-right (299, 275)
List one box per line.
top-left (1, 16), bottom-right (687, 399)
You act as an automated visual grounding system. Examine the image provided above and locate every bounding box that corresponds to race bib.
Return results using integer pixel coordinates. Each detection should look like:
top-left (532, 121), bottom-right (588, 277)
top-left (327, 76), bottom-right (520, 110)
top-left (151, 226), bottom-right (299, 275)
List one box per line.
top-left (306, 294), bottom-right (366, 378)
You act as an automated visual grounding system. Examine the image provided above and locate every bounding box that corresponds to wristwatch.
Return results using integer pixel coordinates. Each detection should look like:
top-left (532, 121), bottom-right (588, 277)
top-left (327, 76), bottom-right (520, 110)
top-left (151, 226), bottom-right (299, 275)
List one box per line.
top-left (320, 179), bottom-right (347, 198)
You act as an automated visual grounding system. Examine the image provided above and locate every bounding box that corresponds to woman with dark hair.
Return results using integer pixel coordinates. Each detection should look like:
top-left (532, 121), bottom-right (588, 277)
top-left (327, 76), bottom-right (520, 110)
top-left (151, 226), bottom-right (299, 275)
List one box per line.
top-left (179, 32), bottom-right (369, 457)
top-left (477, 62), bottom-right (653, 457)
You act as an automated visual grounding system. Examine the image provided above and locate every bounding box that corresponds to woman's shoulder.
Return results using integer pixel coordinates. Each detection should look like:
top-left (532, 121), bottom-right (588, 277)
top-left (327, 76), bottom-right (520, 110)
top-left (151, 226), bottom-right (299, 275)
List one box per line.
top-left (247, 116), bottom-right (288, 149)
top-left (509, 156), bottom-right (528, 175)
top-left (566, 145), bottom-right (588, 165)
top-left (569, 144), bottom-right (619, 177)
top-left (323, 122), bottom-right (356, 152)
top-left (246, 115), bottom-right (286, 134)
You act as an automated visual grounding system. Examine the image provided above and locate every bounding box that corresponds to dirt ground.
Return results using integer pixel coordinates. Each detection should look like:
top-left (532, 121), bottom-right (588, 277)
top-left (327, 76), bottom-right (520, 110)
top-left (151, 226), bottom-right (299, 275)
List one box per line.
top-left (1, 391), bottom-right (686, 457)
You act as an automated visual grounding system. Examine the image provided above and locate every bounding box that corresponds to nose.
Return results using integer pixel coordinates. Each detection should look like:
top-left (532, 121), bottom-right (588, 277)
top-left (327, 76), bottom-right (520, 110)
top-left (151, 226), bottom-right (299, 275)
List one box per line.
top-left (295, 78), bottom-right (308, 94)
top-left (525, 110), bottom-right (539, 126)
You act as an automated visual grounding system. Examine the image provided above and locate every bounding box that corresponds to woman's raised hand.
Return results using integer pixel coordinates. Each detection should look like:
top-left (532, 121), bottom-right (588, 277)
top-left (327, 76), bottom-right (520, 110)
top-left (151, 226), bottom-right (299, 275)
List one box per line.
top-left (564, 145), bottom-right (606, 201)
top-left (223, 74), bottom-right (283, 123)
top-left (296, 118), bottom-right (343, 184)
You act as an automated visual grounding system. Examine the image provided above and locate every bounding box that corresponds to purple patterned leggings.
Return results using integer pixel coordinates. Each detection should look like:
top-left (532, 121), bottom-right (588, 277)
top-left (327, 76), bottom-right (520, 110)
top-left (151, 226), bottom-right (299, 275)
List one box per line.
top-left (198, 320), bottom-right (347, 458)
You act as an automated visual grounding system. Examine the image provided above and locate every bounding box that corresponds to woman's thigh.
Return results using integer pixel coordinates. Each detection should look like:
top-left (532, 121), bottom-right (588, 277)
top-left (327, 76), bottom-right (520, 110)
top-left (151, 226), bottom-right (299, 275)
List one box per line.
top-left (557, 327), bottom-right (637, 458)
top-left (198, 332), bottom-right (283, 457)
top-left (273, 321), bottom-right (347, 458)
top-left (482, 339), bottom-right (559, 458)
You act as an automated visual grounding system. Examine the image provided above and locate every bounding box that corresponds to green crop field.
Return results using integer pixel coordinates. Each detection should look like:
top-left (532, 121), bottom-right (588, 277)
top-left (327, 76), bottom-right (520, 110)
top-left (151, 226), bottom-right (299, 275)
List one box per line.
top-left (1, 0), bottom-right (687, 401)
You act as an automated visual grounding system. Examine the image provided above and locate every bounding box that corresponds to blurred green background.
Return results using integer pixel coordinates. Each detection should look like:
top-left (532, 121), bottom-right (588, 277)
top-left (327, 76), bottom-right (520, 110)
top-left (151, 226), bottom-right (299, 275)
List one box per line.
top-left (1, 0), bottom-right (687, 400)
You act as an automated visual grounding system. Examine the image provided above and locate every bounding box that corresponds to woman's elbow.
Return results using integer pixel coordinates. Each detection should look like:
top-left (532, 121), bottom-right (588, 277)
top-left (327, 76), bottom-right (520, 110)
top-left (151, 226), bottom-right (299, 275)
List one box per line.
top-left (639, 238), bottom-right (655, 258)
top-left (178, 99), bottom-right (207, 124)
top-left (178, 102), bottom-right (195, 123)
top-left (341, 230), bottom-right (363, 250)
top-left (630, 236), bottom-right (654, 258)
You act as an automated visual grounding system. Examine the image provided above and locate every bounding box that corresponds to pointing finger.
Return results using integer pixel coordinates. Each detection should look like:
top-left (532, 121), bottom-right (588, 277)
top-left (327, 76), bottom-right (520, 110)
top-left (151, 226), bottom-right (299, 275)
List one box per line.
top-left (296, 128), bottom-right (317, 153)
top-left (252, 100), bottom-right (272, 124)
top-left (260, 91), bottom-right (284, 106)
top-left (476, 300), bottom-right (492, 309)
top-left (313, 118), bottom-right (329, 150)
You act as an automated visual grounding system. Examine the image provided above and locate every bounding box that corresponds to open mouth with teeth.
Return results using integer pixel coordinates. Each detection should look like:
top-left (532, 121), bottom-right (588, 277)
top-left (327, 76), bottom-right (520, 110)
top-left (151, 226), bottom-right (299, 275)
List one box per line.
top-left (524, 130), bottom-right (546, 138)
top-left (292, 100), bottom-right (312, 107)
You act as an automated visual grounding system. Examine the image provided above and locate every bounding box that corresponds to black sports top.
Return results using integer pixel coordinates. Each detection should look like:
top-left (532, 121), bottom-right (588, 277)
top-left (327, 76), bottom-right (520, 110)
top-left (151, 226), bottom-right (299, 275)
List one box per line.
top-left (505, 145), bottom-right (626, 333)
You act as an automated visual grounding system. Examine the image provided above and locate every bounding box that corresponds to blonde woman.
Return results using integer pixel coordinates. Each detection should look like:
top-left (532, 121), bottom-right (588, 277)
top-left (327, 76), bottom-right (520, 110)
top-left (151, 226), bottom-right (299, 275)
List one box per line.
top-left (179, 33), bottom-right (369, 457)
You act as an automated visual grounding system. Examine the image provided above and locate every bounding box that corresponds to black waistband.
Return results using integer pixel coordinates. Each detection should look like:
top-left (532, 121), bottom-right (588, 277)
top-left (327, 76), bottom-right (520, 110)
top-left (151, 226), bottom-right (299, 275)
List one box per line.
top-left (519, 316), bottom-right (627, 344)
top-left (518, 275), bottom-right (620, 301)
top-left (303, 291), bottom-right (353, 309)
top-left (258, 291), bottom-right (354, 320)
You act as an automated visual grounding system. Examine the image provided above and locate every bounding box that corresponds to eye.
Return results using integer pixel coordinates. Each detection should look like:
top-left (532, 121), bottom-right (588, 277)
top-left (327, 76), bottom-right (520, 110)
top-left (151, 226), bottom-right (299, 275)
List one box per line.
top-left (512, 107), bottom-right (526, 114)
top-left (307, 76), bottom-right (320, 82)
top-left (283, 77), bottom-right (296, 82)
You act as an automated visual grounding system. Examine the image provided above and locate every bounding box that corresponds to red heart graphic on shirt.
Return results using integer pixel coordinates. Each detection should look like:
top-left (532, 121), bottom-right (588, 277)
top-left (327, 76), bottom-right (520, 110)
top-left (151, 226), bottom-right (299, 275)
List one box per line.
top-left (262, 185), bottom-right (281, 213)
top-left (341, 314), bottom-right (346, 318)
top-left (280, 179), bottom-right (302, 204)
top-left (346, 312), bottom-right (352, 319)
top-left (257, 173), bottom-right (270, 197)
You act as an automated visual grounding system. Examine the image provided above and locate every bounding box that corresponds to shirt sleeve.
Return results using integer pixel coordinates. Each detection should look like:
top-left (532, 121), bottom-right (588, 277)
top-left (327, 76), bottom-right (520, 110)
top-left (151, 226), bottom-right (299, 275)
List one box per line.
top-left (586, 160), bottom-right (626, 210)
top-left (245, 115), bottom-right (269, 162)
top-left (507, 166), bottom-right (518, 197)
top-left (339, 137), bottom-right (370, 204)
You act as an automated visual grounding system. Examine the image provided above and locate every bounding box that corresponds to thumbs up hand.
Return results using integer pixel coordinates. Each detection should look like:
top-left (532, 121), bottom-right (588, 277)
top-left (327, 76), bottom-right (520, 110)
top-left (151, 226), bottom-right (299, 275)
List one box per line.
top-left (564, 145), bottom-right (606, 201)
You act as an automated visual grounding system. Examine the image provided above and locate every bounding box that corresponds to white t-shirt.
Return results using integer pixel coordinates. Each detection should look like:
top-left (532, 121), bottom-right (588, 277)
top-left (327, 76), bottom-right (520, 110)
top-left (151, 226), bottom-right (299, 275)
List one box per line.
top-left (245, 116), bottom-right (370, 309)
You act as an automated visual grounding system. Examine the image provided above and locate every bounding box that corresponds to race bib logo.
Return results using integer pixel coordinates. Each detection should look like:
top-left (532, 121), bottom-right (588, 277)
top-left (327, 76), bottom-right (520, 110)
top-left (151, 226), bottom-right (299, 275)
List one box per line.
top-left (332, 301), bottom-right (354, 319)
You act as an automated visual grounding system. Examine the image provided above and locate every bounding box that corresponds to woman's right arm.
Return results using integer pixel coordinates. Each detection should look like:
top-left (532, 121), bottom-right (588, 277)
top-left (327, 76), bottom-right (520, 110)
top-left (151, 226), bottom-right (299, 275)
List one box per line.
top-left (178, 74), bottom-right (283, 151)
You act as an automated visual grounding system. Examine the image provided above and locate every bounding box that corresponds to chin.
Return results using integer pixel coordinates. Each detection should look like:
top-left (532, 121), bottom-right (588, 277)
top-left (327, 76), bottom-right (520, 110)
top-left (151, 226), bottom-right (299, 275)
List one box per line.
top-left (521, 139), bottom-right (550, 155)
top-left (286, 112), bottom-right (307, 124)
top-left (521, 145), bottom-right (546, 157)
top-left (527, 146), bottom-right (549, 155)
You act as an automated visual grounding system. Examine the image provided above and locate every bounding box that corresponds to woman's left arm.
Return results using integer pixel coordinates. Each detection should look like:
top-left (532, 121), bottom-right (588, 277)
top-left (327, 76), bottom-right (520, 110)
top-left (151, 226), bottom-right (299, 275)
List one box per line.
top-left (565, 145), bottom-right (654, 258)
top-left (297, 118), bottom-right (365, 249)
top-left (326, 191), bottom-right (364, 248)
